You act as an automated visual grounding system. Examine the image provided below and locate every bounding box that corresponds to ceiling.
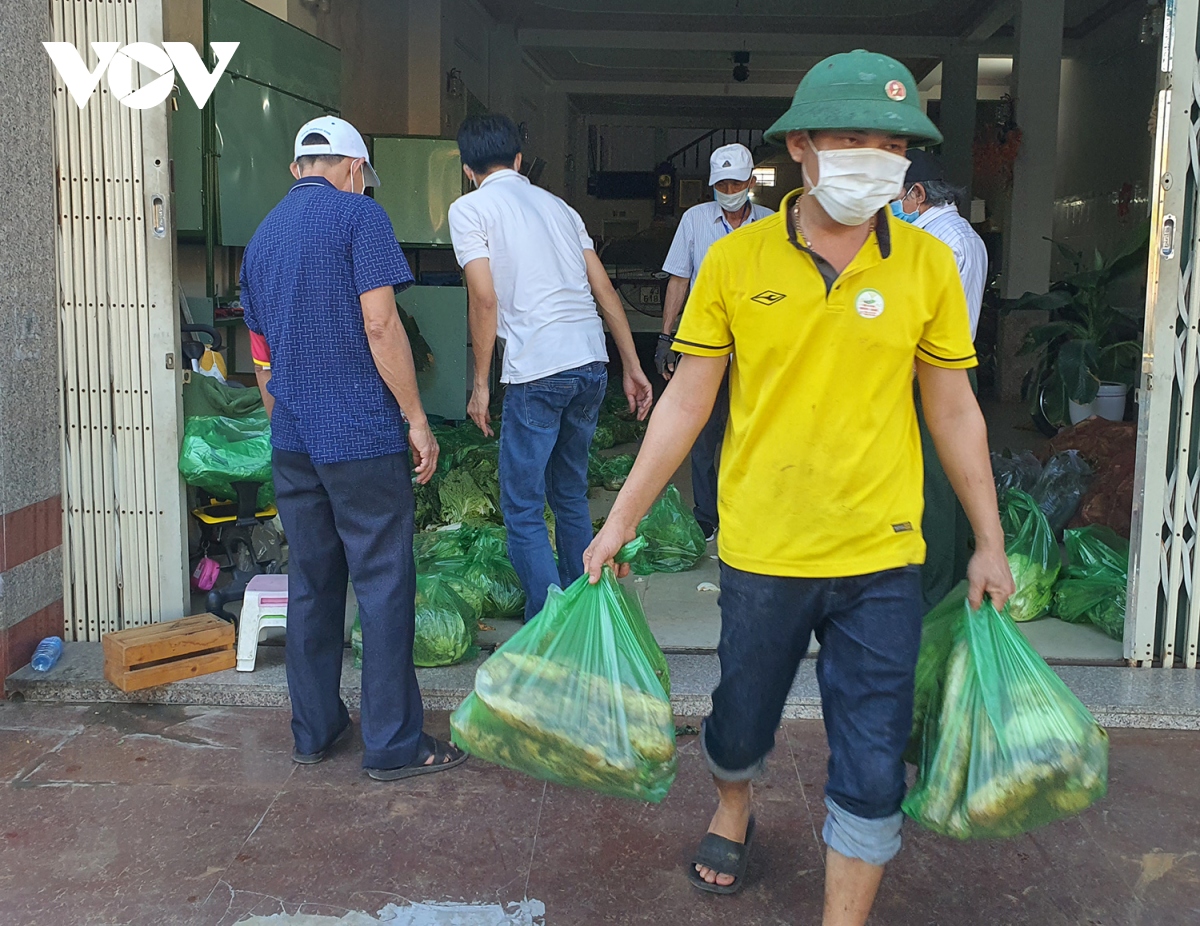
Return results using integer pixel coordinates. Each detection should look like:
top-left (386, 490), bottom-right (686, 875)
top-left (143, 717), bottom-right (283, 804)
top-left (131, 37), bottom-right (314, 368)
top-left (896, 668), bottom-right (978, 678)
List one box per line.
top-left (476, 0), bottom-right (1140, 120)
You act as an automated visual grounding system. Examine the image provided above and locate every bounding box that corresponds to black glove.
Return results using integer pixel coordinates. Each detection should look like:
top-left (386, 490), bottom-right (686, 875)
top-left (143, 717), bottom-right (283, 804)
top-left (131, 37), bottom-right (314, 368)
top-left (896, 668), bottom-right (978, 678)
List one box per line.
top-left (655, 334), bottom-right (679, 379)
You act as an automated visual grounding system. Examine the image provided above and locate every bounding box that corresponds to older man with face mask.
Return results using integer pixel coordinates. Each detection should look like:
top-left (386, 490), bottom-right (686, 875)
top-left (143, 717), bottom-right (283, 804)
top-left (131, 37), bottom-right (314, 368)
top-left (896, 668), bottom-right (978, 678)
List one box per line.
top-left (241, 116), bottom-right (466, 783)
top-left (584, 51), bottom-right (1013, 924)
top-left (657, 144), bottom-right (773, 540)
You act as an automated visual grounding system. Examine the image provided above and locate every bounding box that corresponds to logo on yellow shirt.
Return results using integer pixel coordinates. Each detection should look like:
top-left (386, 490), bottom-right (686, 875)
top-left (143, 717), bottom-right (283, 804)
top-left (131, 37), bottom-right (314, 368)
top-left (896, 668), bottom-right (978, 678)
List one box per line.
top-left (751, 290), bottom-right (787, 305)
top-left (856, 288), bottom-right (885, 319)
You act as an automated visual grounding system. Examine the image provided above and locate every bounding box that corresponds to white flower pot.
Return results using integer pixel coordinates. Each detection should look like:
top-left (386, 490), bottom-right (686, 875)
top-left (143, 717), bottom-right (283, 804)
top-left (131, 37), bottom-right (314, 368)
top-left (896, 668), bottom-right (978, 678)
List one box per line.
top-left (1094, 383), bottom-right (1129, 421)
top-left (1068, 383), bottom-right (1129, 425)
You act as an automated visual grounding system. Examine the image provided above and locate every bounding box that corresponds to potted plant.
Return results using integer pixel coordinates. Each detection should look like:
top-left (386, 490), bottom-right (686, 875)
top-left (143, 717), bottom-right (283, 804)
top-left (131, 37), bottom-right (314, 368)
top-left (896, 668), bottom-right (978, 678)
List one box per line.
top-left (1009, 221), bottom-right (1149, 430)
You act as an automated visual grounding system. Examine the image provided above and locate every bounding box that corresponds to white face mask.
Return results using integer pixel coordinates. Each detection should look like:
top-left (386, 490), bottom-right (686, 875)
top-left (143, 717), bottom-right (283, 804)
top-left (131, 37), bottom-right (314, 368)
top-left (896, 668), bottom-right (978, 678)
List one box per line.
top-left (802, 138), bottom-right (910, 227)
top-left (714, 187), bottom-right (750, 212)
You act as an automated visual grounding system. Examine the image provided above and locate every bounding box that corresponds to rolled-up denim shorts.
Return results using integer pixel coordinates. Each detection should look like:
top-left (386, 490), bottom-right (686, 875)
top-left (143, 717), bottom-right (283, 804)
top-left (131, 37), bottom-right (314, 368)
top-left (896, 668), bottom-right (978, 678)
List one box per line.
top-left (702, 562), bottom-right (924, 866)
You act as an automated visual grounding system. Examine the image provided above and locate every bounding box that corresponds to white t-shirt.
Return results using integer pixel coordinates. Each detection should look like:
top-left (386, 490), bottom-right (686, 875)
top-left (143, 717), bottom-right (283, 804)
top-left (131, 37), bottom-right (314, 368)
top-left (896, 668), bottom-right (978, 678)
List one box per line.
top-left (448, 169), bottom-right (608, 384)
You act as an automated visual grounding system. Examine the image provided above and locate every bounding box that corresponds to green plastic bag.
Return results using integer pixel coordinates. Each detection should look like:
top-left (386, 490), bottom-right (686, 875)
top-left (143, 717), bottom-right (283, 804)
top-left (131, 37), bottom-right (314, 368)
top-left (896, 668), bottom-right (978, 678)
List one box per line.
top-left (351, 608), bottom-right (363, 670)
top-left (903, 594), bottom-right (1109, 839)
top-left (1064, 526), bottom-right (1129, 578)
top-left (1054, 527), bottom-right (1129, 640)
top-left (589, 452), bottom-right (637, 491)
top-left (999, 490), bottom-right (1059, 622)
top-left (414, 573), bottom-right (479, 667)
top-left (450, 538), bottom-right (677, 802)
top-left (905, 581), bottom-right (969, 766)
top-left (179, 412), bottom-right (275, 508)
top-left (629, 485), bottom-right (707, 575)
top-left (592, 423), bottom-right (616, 451)
top-left (462, 528), bottom-right (526, 620)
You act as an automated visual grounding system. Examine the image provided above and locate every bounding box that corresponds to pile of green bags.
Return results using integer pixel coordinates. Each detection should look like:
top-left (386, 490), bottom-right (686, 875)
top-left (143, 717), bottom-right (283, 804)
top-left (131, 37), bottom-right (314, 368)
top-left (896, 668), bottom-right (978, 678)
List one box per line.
top-left (352, 523), bottom-right (527, 670)
top-left (451, 539), bottom-right (677, 803)
top-left (904, 587), bottom-right (1109, 839)
top-left (179, 411), bottom-right (275, 508)
top-left (1054, 526), bottom-right (1129, 641)
top-left (1000, 490), bottom-right (1060, 623)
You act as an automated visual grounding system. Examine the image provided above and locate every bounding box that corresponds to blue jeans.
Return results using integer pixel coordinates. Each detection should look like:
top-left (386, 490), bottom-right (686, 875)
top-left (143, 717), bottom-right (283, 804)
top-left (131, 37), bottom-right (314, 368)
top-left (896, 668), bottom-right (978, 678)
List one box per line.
top-left (500, 362), bottom-right (607, 621)
top-left (690, 369), bottom-right (729, 530)
top-left (703, 562), bottom-right (924, 866)
top-left (272, 449), bottom-right (423, 770)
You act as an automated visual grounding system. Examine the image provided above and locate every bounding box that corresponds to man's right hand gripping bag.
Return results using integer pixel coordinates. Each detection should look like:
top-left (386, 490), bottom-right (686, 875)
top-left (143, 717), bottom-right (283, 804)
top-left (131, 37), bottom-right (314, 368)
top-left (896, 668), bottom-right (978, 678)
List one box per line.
top-left (903, 592), bottom-right (1109, 839)
top-left (450, 539), bottom-right (677, 803)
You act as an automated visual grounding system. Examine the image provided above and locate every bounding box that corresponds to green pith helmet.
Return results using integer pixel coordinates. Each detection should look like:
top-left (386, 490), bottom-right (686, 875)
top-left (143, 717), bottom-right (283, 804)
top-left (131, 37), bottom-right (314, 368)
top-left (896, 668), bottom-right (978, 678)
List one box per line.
top-left (765, 49), bottom-right (942, 147)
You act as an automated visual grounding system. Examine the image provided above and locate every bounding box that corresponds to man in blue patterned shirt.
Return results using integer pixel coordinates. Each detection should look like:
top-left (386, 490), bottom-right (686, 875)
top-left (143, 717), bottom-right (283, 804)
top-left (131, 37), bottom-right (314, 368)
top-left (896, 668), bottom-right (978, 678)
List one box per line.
top-left (241, 116), bottom-right (466, 780)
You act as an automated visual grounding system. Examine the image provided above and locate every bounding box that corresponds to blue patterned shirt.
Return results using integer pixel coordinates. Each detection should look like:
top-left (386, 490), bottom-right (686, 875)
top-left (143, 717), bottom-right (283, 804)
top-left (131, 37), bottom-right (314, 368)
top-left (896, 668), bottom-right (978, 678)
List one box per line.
top-left (240, 177), bottom-right (415, 464)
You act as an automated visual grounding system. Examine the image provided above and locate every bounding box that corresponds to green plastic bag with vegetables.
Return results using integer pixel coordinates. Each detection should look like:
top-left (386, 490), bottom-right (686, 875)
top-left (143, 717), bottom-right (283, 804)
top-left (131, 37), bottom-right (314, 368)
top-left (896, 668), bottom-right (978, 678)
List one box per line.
top-left (1054, 526), bottom-right (1129, 641)
top-left (462, 528), bottom-right (526, 620)
top-left (999, 490), bottom-right (1060, 622)
top-left (413, 573), bottom-right (479, 667)
top-left (629, 485), bottom-right (707, 575)
top-left (903, 593), bottom-right (1109, 839)
top-left (450, 538), bottom-right (677, 803)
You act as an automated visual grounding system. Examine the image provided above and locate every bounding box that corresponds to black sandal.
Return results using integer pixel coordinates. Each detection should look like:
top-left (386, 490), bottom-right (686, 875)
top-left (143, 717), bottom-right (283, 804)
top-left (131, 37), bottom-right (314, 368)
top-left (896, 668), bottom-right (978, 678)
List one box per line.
top-left (366, 733), bottom-right (467, 781)
top-left (687, 815), bottom-right (756, 895)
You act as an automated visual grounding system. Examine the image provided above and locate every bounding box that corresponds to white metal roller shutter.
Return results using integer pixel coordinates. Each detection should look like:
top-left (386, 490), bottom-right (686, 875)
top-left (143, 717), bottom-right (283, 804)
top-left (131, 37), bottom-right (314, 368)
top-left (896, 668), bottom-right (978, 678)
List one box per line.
top-left (50, 0), bottom-right (187, 641)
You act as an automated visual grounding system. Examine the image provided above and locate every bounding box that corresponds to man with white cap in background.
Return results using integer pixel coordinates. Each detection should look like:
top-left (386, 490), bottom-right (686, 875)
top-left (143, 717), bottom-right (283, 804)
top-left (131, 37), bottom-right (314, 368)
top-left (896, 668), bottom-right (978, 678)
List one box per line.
top-left (656, 143), bottom-right (772, 540)
top-left (241, 115), bottom-right (467, 782)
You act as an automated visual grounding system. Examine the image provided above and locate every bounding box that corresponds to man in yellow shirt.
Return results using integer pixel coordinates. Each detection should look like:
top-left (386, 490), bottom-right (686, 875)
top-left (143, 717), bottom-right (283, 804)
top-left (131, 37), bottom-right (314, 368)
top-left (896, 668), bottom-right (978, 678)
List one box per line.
top-left (585, 50), bottom-right (1013, 924)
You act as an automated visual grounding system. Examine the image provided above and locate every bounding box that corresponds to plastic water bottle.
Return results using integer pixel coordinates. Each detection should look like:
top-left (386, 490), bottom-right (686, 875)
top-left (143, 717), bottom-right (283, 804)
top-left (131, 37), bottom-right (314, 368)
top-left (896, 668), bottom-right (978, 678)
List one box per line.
top-left (31, 636), bottom-right (63, 672)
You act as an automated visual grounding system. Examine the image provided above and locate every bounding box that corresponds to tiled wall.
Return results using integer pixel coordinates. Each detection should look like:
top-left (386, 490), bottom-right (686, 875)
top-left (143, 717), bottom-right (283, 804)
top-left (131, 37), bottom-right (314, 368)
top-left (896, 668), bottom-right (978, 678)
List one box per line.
top-left (0, 0), bottom-right (63, 681)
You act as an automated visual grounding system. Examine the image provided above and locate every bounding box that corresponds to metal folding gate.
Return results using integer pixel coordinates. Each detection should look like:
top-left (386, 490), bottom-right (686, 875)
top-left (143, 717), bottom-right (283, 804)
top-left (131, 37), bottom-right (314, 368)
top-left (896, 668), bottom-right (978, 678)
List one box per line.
top-left (50, 0), bottom-right (187, 641)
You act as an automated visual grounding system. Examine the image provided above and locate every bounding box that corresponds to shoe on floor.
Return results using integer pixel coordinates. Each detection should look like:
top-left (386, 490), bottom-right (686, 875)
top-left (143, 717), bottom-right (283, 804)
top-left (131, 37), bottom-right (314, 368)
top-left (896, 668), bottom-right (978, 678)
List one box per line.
top-left (698, 521), bottom-right (717, 543)
top-left (292, 721), bottom-right (352, 765)
top-left (367, 732), bottom-right (467, 781)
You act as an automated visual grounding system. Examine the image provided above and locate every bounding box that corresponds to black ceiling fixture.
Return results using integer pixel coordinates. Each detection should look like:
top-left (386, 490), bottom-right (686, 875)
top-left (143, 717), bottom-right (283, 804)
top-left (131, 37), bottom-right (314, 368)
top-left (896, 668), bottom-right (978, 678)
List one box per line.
top-left (732, 51), bottom-right (750, 83)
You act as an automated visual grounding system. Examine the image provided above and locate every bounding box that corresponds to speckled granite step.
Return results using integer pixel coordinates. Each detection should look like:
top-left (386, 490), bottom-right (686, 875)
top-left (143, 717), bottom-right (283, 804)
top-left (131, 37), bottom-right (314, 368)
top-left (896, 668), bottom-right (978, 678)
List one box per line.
top-left (7, 642), bottom-right (1200, 729)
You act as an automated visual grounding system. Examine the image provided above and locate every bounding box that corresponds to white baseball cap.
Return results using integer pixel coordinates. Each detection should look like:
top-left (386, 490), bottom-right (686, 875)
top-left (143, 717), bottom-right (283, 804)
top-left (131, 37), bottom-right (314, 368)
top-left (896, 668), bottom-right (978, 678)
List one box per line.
top-left (294, 115), bottom-right (382, 188)
top-left (708, 143), bottom-right (755, 185)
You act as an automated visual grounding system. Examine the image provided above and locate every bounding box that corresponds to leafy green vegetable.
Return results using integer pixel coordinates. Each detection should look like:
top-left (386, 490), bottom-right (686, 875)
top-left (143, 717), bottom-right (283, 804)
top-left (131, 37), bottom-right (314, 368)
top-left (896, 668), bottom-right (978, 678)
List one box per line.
top-left (414, 574), bottom-right (478, 667)
top-left (592, 423), bottom-right (615, 451)
top-left (1000, 490), bottom-right (1060, 622)
top-left (351, 609), bottom-right (363, 670)
top-left (1007, 552), bottom-right (1058, 623)
top-left (463, 529), bottom-right (526, 619)
top-left (439, 470), bottom-right (495, 524)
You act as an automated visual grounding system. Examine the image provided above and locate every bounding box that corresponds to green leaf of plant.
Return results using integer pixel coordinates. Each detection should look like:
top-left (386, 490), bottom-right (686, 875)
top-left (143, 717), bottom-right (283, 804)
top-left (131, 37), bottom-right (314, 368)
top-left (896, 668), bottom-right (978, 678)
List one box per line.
top-left (1050, 238), bottom-right (1084, 271)
top-left (1097, 341), bottom-right (1142, 384)
top-left (1042, 375), bottom-right (1070, 429)
top-left (1093, 248), bottom-right (1105, 272)
top-left (1058, 339), bottom-right (1101, 404)
top-left (1103, 218), bottom-right (1152, 280)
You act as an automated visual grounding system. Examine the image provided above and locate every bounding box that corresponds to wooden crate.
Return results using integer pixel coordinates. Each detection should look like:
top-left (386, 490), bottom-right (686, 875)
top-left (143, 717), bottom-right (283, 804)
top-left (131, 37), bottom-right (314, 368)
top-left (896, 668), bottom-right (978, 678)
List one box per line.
top-left (102, 614), bottom-right (236, 692)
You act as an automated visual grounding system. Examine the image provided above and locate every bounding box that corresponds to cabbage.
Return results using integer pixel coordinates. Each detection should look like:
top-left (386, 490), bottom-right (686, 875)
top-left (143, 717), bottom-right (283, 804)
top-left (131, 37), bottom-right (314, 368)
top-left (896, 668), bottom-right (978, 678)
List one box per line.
top-left (413, 574), bottom-right (478, 667)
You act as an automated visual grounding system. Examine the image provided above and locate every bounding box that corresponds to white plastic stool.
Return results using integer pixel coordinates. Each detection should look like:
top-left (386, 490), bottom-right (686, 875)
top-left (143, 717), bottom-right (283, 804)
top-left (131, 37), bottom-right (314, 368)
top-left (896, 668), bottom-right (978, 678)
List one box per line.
top-left (236, 574), bottom-right (289, 671)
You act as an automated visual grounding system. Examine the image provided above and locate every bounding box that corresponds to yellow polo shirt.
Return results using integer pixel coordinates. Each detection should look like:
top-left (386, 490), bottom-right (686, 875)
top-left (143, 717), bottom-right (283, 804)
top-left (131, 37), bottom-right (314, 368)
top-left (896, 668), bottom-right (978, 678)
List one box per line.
top-left (673, 190), bottom-right (977, 578)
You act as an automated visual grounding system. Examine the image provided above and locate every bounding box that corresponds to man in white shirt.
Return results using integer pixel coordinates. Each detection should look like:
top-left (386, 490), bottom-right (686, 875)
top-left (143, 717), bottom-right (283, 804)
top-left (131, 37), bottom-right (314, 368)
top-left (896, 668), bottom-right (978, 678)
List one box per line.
top-left (890, 150), bottom-right (989, 609)
top-left (448, 114), bottom-right (653, 621)
top-left (657, 144), bottom-right (773, 539)
top-left (890, 150), bottom-right (987, 337)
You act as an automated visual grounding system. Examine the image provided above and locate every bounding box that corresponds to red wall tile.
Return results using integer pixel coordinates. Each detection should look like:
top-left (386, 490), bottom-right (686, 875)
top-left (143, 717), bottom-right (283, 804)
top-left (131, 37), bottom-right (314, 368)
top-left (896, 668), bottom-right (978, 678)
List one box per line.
top-left (1, 600), bottom-right (65, 682)
top-left (1, 496), bottom-right (63, 572)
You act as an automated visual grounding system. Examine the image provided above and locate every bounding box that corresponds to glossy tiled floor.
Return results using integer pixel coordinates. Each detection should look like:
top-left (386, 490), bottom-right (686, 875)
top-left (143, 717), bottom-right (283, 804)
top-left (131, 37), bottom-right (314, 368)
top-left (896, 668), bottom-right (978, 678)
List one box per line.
top-left (3, 701), bottom-right (1198, 926)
